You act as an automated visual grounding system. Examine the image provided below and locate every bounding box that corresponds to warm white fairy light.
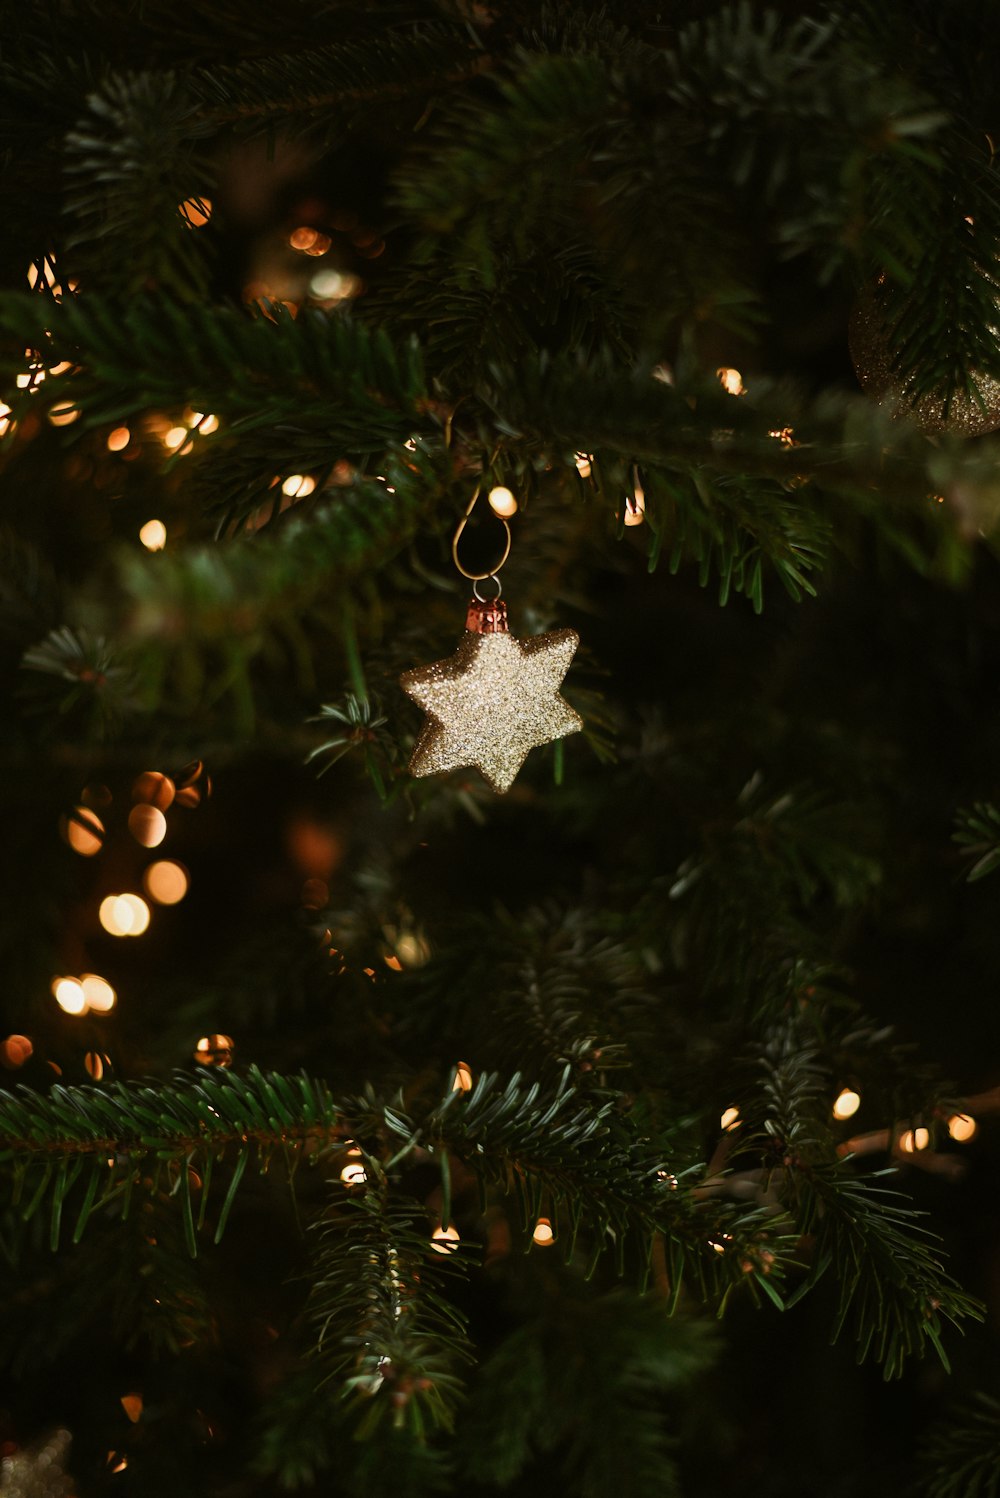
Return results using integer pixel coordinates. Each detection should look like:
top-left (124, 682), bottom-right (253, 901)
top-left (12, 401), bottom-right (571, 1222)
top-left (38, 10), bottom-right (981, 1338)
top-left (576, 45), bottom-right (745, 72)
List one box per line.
top-left (488, 486), bottom-right (518, 518)
top-left (52, 977), bottom-right (86, 1014)
top-left (431, 1224), bottom-right (460, 1254)
top-left (281, 474), bottom-right (316, 498)
top-left (532, 1217), bottom-right (555, 1246)
top-left (139, 520), bottom-right (167, 551)
top-left (832, 1088), bottom-right (861, 1121)
top-left (81, 974), bottom-right (116, 1013)
top-left (947, 1113), bottom-right (977, 1142)
top-left (720, 1106), bottom-right (740, 1131)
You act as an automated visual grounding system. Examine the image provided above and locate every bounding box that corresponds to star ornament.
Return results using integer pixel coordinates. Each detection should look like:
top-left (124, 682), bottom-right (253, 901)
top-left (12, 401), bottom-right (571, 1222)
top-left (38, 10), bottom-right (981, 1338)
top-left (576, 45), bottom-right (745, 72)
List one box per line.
top-left (400, 622), bottom-right (582, 794)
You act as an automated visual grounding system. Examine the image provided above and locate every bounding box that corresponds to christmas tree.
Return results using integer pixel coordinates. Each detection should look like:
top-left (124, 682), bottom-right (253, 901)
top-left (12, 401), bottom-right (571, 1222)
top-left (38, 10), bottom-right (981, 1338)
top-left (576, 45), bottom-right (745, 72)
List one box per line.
top-left (3, 3), bottom-right (1000, 1494)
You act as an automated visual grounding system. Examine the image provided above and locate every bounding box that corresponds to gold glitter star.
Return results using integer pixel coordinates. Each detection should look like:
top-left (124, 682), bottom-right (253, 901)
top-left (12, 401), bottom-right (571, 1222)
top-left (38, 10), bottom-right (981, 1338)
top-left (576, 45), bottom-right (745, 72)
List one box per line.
top-left (400, 627), bottom-right (582, 794)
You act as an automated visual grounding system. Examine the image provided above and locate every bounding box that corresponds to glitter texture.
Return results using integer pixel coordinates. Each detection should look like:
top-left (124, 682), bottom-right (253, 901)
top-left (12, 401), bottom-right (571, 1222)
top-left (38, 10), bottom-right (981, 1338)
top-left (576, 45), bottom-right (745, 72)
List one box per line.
top-left (849, 283), bottom-right (1000, 436)
top-left (400, 627), bottom-right (582, 794)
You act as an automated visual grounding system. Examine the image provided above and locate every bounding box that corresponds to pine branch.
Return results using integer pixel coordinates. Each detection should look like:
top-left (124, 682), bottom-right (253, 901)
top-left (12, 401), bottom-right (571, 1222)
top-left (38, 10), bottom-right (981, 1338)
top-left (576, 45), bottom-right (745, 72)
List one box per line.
top-left (917, 1393), bottom-right (1000, 1498)
top-left (64, 71), bottom-right (215, 297)
top-left (459, 1285), bottom-right (716, 1498)
top-left (191, 19), bottom-right (484, 138)
top-left (305, 1183), bottom-right (472, 1438)
top-left (0, 293), bottom-right (429, 441)
top-left (954, 802), bottom-right (1000, 882)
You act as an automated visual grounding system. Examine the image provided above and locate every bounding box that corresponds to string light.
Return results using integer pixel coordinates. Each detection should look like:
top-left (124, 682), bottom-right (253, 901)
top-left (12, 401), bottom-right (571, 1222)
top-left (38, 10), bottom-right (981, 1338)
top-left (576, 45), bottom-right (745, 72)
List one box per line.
top-left (194, 1034), bottom-right (234, 1067)
top-left (81, 974), bottom-right (116, 1013)
top-left (0, 404), bottom-right (13, 437)
top-left (107, 426), bottom-right (130, 452)
top-left (899, 1127), bottom-right (930, 1154)
top-left (717, 367), bottom-right (747, 396)
top-left (144, 861), bottom-right (189, 905)
top-left (133, 771), bottom-right (176, 810)
top-left (452, 1061), bottom-right (473, 1092)
top-left (128, 805), bottom-right (167, 848)
top-left (574, 452), bottom-right (593, 477)
top-left (624, 485), bottom-right (645, 527)
top-left (947, 1113), bottom-right (977, 1142)
top-left (720, 1106), bottom-right (741, 1131)
top-left (61, 805), bottom-right (104, 856)
top-left (163, 426), bottom-right (189, 451)
top-left (85, 1051), bottom-right (108, 1081)
top-left (488, 486), bottom-right (518, 518)
top-left (48, 403), bottom-right (79, 427)
top-left (340, 1148), bottom-right (367, 1186)
top-left (289, 226), bottom-right (320, 251)
top-left (309, 269), bottom-right (361, 301)
top-left (52, 977), bottom-right (86, 1015)
top-left (119, 1394), bottom-right (143, 1424)
top-left (431, 1224), bottom-right (461, 1254)
top-left (832, 1088), bottom-right (861, 1121)
top-left (1, 1035), bottom-right (33, 1068)
top-left (281, 474), bottom-right (316, 498)
top-left (99, 894), bottom-right (150, 937)
top-left (178, 197), bottom-right (212, 228)
top-left (532, 1217), bottom-right (555, 1246)
top-left (139, 520), bottom-right (167, 551)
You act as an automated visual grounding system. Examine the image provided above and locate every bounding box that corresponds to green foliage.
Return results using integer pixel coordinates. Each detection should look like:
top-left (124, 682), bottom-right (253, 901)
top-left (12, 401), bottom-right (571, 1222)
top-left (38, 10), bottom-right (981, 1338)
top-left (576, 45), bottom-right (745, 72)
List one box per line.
top-left (918, 1394), bottom-right (1000, 1498)
top-left (459, 1286), bottom-right (716, 1498)
top-left (954, 802), bottom-right (1000, 881)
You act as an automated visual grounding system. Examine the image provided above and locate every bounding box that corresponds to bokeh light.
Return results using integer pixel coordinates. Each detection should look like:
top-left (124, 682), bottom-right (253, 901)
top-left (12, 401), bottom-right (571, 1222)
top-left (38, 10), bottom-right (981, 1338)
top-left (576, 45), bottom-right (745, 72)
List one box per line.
top-left (532, 1217), bottom-right (555, 1246)
top-left (832, 1088), bottom-right (861, 1121)
top-left (488, 486), bottom-right (518, 518)
top-left (132, 771), bottom-right (176, 810)
top-left (139, 520), bottom-right (167, 551)
top-left (947, 1113), bottom-right (977, 1142)
top-left (194, 1034), bottom-right (234, 1067)
top-left (61, 806), bottom-right (104, 856)
top-left (52, 977), bottom-right (86, 1014)
top-left (143, 861), bottom-right (189, 906)
top-left (128, 805), bottom-right (167, 848)
top-left (431, 1225), bottom-right (460, 1254)
top-left (1, 1035), bottom-right (33, 1068)
top-left (81, 974), bottom-right (116, 1013)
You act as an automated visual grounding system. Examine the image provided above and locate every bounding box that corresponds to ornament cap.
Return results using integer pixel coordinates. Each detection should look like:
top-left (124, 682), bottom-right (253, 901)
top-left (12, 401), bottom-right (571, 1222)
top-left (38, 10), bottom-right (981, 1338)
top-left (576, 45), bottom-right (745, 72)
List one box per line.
top-left (465, 597), bottom-right (509, 634)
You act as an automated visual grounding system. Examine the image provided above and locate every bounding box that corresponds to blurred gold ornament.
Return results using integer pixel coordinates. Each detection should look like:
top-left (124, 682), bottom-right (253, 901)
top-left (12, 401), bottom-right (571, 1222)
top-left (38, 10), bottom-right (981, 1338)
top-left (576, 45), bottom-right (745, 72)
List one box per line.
top-left (0, 1429), bottom-right (75, 1498)
top-left (850, 281), bottom-right (1000, 436)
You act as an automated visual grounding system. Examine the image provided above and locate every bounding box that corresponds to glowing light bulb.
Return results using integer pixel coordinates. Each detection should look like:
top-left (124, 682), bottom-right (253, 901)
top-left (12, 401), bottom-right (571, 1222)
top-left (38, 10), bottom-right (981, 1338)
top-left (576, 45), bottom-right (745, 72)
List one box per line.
top-left (899, 1127), bottom-right (930, 1154)
top-left (947, 1113), bottom-right (977, 1142)
top-left (281, 474), bottom-right (315, 498)
top-left (107, 427), bottom-right (130, 452)
top-left (48, 403), bottom-right (79, 427)
top-left (81, 974), bottom-right (116, 1013)
top-left (85, 1051), bottom-right (106, 1080)
top-left (128, 805), bottom-right (167, 848)
top-left (574, 452), bottom-right (592, 478)
top-left (720, 1106), bottom-right (740, 1132)
top-left (52, 977), bottom-right (86, 1014)
top-left (132, 771), bottom-right (175, 810)
top-left (1, 1035), bottom-right (33, 1068)
top-left (179, 197), bottom-right (212, 228)
top-left (163, 426), bottom-right (188, 451)
top-left (193, 1034), bottom-right (234, 1067)
top-left (199, 414), bottom-right (219, 434)
top-left (119, 894), bottom-right (150, 935)
top-left (139, 519), bottom-right (166, 551)
top-left (532, 1217), bottom-right (555, 1246)
top-left (624, 488), bottom-right (645, 526)
top-left (143, 860), bottom-right (189, 905)
top-left (717, 366), bottom-right (747, 396)
top-left (62, 806), bottom-right (104, 856)
top-left (832, 1088), bottom-right (861, 1121)
top-left (289, 226), bottom-right (319, 251)
top-left (488, 486), bottom-right (518, 518)
top-left (431, 1225), bottom-right (460, 1254)
top-left (452, 1061), bottom-right (473, 1093)
top-left (340, 1160), bottom-right (367, 1186)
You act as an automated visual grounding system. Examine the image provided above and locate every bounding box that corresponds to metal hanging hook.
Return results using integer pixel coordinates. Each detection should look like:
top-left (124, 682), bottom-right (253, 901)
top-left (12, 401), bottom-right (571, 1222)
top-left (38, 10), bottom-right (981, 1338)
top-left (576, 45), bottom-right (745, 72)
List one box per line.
top-left (451, 485), bottom-right (512, 582)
